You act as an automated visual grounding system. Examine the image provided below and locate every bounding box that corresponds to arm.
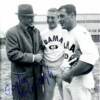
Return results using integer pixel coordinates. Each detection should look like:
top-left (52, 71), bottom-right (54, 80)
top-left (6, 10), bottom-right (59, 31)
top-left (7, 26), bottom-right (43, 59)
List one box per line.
top-left (62, 60), bottom-right (94, 83)
top-left (62, 28), bottom-right (99, 82)
top-left (71, 29), bottom-right (99, 75)
top-left (6, 30), bottom-right (33, 63)
top-left (67, 60), bottom-right (93, 76)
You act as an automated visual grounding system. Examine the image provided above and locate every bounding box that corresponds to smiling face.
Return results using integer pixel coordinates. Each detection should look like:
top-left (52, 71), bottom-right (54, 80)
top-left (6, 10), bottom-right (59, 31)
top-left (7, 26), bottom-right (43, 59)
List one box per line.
top-left (58, 8), bottom-right (73, 31)
top-left (47, 9), bottom-right (58, 30)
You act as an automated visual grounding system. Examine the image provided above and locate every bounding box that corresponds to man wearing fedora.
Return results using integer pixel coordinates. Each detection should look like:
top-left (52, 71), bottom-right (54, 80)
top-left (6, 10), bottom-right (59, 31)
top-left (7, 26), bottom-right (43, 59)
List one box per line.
top-left (6, 4), bottom-right (44, 100)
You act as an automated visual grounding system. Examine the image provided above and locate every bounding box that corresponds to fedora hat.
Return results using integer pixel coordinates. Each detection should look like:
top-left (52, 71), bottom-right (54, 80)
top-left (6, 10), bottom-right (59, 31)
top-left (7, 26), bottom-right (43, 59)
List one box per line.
top-left (16, 4), bottom-right (34, 16)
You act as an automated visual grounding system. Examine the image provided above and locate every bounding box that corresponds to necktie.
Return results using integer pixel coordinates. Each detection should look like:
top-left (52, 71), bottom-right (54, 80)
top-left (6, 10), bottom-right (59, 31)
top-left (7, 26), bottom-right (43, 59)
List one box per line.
top-left (27, 26), bottom-right (38, 100)
top-left (27, 26), bottom-right (35, 53)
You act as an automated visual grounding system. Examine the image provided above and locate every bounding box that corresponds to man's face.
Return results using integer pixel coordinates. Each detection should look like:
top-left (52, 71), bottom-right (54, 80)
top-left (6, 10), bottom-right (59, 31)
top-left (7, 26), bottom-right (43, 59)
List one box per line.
top-left (58, 8), bottom-right (72, 31)
top-left (47, 13), bottom-right (57, 29)
top-left (19, 15), bottom-right (34, 27)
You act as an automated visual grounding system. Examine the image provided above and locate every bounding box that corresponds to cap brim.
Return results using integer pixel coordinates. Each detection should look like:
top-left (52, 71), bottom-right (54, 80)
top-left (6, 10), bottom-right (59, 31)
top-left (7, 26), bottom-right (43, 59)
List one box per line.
top-left (16, 13), bottom-right (34, 16)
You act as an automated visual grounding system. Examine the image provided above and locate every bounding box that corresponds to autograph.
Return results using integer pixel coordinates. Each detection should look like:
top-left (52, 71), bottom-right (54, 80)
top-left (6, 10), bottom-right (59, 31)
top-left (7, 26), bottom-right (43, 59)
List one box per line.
top-left (5, 70), bottom-right (53, 97)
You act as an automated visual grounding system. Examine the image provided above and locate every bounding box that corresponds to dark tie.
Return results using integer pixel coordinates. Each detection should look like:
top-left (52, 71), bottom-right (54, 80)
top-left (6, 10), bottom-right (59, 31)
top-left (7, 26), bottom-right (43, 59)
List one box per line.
top-left (27, 26), bottom-right (38, 100)
top-left (27, 26), bottom-right (35, 53)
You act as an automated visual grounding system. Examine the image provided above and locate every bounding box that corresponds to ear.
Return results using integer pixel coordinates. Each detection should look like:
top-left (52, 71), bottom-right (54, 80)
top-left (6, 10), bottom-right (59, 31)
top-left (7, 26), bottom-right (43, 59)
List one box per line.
top-left (18, 15), bottom-right (23, 22)
top-left (18, 15), bottom-right (21, 20)
top-left (70, 12), bottom-right (75, 18)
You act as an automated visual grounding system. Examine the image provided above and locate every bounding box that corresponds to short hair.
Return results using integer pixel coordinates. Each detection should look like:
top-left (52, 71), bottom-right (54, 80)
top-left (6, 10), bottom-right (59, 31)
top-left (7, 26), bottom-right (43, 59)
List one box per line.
top-left (48, 8), bottom-right (58, 13)
top-left (47, 8), bottom-right (58, 16)
top-left (58, 4), bottom-right (76, 16)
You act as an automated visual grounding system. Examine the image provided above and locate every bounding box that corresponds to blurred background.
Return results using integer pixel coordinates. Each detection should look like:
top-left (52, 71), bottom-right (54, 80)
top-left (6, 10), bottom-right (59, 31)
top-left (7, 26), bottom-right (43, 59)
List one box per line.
top-left (0, 0), bottom-right (100, 100)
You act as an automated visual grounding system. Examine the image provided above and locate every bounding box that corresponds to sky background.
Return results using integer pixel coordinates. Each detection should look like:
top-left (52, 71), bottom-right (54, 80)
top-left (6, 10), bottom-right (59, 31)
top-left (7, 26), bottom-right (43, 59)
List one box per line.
top-left (0, 0), bottom-right (100, 35)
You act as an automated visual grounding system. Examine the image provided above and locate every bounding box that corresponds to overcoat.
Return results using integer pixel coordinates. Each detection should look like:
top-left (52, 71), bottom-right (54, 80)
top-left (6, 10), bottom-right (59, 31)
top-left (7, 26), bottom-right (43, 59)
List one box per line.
top-left (6, 23), bottom-right (43, 100)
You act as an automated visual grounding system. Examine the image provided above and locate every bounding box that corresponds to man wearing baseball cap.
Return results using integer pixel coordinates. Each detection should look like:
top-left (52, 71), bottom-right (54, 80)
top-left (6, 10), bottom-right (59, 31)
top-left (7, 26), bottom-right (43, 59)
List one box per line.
top-left (6, 4), bottom-right (44, 100)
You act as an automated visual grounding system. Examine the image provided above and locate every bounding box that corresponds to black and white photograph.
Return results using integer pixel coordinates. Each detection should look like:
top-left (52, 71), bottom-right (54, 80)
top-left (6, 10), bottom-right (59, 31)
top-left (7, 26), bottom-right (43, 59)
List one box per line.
top-left (0, 0), bottom-right (100, 100)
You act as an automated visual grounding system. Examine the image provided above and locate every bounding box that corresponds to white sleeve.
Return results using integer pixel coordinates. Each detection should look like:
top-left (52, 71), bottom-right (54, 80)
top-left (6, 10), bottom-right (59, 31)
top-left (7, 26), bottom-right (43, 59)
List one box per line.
top-left (75, 29), bottom-right (99, 65)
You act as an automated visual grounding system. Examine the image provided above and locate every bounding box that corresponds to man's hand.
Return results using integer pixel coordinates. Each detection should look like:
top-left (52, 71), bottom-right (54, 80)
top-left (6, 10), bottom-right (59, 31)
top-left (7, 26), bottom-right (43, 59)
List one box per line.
top-left (57, 70), bottom-right (73, 83)
top-left (62, 71), bottom-right (73, 83)
top-left (60, 59), bottom-right (71, 72)
top-left (34, 53), bottom-right (43, 63)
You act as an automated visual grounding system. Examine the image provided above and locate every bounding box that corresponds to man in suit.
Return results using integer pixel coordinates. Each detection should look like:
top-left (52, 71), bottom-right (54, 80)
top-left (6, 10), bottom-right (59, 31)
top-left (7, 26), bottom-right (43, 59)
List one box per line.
top-left (6, 4), bottom-right (43, 100)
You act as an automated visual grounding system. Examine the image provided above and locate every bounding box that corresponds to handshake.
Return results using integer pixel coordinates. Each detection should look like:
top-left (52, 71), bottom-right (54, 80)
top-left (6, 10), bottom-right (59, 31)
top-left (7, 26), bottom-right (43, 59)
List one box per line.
top-left (33, 52), bottom-right (43, 63)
